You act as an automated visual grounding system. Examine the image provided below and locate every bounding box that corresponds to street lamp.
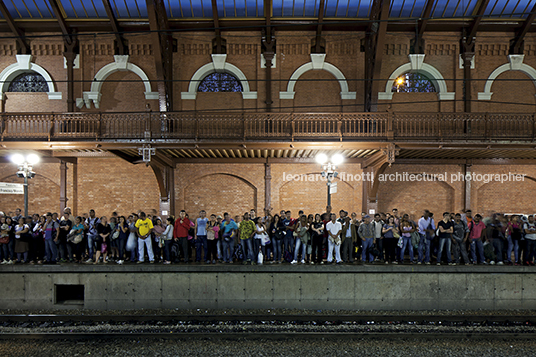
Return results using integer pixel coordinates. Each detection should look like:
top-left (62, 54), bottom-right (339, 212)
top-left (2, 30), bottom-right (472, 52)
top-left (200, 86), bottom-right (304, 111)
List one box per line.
top-left (10, 153), bottom-right (39, 217)
top-left (316, 153), bottom-right (344, 207)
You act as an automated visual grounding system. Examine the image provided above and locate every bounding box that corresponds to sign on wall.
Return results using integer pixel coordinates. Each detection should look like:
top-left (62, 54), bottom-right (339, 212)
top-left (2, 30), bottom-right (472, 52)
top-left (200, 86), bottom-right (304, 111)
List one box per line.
top-left (0, 183), bottom-right (24, 195)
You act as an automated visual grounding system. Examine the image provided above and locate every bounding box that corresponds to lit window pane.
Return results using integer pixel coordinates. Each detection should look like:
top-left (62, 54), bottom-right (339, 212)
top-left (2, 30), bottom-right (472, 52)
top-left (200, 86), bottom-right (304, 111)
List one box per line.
top-left (197, 73), bottom-right (243, 92)
top-left (391, 72), bottom-right (436, 93)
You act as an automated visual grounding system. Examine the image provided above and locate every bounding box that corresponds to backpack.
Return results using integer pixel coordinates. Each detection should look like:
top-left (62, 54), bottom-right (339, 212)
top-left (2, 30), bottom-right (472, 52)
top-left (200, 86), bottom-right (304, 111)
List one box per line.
top-left (283, 250), bottom-right (293, 263)
top-left (233, 244), bottom-right (244, 261)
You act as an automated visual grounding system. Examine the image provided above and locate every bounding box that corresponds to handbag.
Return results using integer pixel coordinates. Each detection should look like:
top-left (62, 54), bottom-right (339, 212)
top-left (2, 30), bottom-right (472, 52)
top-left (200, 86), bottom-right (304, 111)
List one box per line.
top-left (0, 236), bottom-right (8, 244)
top-left (397, 236), bottom-right (403, 248)
top-left (112, 231), bottom-right (120, 240)
top-left (392, 229), bottom-right (400, 239)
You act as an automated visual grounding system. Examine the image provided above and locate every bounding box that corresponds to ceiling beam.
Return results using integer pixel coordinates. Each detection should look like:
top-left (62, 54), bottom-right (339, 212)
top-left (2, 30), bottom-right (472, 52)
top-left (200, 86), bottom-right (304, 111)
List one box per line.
top-left (146, 0), bottom-right (174, 112)
top-left (510, 2), bottom-right (536, 54)
top-left (364, 0), bottom-right (390, 112)
top-left (314, 0), bottom-right (326, 53)
top-left (102, 0), bottom-right (128, 55)
top-left (412, 0), bottom-right (435, 54)
top-left (465, 0), bottom-right (491, 46)
top-left (211, 0), bottom-right (224, 54)
top-left (0, 0), bottom-right (30, 54)
top-left (108, 150), bottom-right (137, 164)
top-left (48, 0), bottom-right (75, 45)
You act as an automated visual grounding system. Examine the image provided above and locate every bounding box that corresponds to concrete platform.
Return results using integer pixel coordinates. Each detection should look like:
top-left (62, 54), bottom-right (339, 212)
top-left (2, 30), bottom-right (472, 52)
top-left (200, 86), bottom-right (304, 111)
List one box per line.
top-left (1, 264), bottom-right (534, 311)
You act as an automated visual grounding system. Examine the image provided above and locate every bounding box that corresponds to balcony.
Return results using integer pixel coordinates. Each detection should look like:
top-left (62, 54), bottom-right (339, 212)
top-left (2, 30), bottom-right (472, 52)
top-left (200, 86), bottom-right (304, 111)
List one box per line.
top-left (0, 112), bottom-right (535, 143)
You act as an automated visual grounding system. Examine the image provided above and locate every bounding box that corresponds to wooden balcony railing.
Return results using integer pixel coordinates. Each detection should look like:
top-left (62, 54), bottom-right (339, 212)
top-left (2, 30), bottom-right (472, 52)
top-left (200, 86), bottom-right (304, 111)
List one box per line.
top-left (0, 112), bottom-right (534, 142)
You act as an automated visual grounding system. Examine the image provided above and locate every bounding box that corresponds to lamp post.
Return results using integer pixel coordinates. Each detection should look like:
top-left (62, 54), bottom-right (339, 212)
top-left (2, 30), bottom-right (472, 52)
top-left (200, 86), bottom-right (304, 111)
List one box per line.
top-left (10, 153), bottom-right (39, 217)
top-left (316, 153), bottom-right (344, 207)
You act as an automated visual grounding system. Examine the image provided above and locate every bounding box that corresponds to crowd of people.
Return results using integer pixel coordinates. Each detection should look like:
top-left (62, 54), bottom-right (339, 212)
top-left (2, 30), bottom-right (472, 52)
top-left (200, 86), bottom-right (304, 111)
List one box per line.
top-left (0, 206), bottom-right (534, 266)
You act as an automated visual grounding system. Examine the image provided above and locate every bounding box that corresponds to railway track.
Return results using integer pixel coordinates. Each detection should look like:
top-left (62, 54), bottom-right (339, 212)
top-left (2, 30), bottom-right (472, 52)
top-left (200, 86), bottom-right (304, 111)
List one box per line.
top-left (1, 314), bottom-right (535, 340)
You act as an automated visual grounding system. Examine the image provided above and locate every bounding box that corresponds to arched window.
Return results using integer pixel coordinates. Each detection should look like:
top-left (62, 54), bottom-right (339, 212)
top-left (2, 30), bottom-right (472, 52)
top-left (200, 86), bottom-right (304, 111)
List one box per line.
top-left (8, 72), bottom-right (48, 92)
top-left (391, 72), bottom-right (436, 93)
top-left (197, 72), bottom-right (243, 92)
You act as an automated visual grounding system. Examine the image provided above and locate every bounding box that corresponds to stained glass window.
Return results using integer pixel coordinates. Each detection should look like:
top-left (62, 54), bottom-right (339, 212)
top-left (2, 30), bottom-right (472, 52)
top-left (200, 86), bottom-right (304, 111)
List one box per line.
top-left (8, 72), bottom-right (48, 93)
top-left (197, 73), bottom-right (243, 92)
top-left (391, 73), bottom-right (436, 93)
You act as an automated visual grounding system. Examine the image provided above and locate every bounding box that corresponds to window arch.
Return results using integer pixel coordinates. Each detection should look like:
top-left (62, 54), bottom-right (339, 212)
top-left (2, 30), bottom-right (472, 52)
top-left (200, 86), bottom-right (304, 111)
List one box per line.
top-left (197, 72), bottom-right (243, 92)
top-left (7, 72), bottom-right (48, 93)
top-left (391, 72), bottom-right (436, 93)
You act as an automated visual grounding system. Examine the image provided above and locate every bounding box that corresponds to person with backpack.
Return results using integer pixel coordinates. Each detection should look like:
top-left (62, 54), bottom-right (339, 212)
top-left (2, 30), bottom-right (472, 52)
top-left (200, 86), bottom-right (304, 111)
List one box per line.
top-left (84, 209), bottom-right (100, 263)
top-left (523, 215), bottom-right (536, 265)
top-left (220, 212), bottom-right (238, 264)
top-left (466, 214), bottom-right (487, 264)
top-left (452, 213), bottom-right (470, 265)
top-left (358, 215), bottom-right (375, 264)
top-left (43, 213), bottom-right (59, 264)
top-left (417, 210), bottom-right (435, 265)
top-left (506, 215), bottom-right (522, 265)
top-left (269, 214), bottom-right (285, 264)
top-left (239, 212), bottom-right (256, 265)
top-left (173, 210), bottom-right (191, 263)
top-left (436, 212), bottom-right (455, 265)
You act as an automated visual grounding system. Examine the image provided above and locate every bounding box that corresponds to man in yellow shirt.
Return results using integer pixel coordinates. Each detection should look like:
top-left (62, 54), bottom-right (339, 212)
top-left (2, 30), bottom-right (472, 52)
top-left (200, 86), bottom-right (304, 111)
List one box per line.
top-left (135, 211), bottom-right (154, 264)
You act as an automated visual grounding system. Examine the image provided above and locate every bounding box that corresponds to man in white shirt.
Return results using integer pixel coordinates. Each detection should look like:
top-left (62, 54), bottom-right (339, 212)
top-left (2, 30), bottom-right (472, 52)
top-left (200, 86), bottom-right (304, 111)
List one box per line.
top-left (326, 213), bottom-right (342, 264)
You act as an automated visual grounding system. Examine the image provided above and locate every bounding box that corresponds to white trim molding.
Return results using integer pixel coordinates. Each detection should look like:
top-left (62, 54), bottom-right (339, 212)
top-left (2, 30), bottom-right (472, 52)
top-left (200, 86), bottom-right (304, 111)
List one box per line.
top-left (378, 54), bottom-right (455, 101)
top-left (0, 54), bottom-right (62, 100)
top-left (478, 55), bottom-right (536, 100)
top-left (279, 54), bottom-right (356, 100)
top-left (78, 55), bottom-right (158, 108)
top-left (181, 54), bottom-right (257, 100)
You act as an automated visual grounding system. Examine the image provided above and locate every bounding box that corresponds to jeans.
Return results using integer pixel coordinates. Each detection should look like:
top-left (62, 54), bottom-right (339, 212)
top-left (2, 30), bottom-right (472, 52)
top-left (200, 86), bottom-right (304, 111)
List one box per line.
top-left (178, 237), bottom-right (189, 262)
top-left (418, 233), bottom-right (431, 263)
top-left (384, 238), bottom-right (397, 262)
top-left (272, 239), bottom-right (282, 262)
top-left (8, 237), bottom-right (14, 260)
top-left (222, 238), bottom-right (234, 263)
top-left (253, 238), bottom-right (263, 262)
top-left (44, 239), bottom-right (58, 262)
top-left (283, 233), bottom-right (294, 255)
top-left (492, 239), bottom-right (504, 263)
top-left (217, 239), bottom-right (222, 260)
top-left (117, 237), bottom-right (127, 260)
top-left (525, 239), bottom-right (536, 263)
top-left (87, 233), bottom-right (97, 259)
top-left (195, 235), bottom-right (208, 262)
top-left (163, 240), bottom-right (173, 262)
top-left (361, 238), bottom-right (374, 263)
top-left (341, 238), bottom-right (353, 262)
top-left (0, 243), bottom-right (8, 260)
top-left (399, 236), bottom-right (414, 262)
top-left (138, 237), bottom-right (154, 262)
top-left (311, 235), bottom-right (323, 263)
top-left (240, 238), bottom-right (254, 262)
top-left (507, 236), bottom-right (520, 263)
top-left (452, 237), bottom-right (470, 264)
top-left (437, 237), bottom-right (452, 263)
top-left (376, 237), bottom-right (384, 261)
top-left (327, 239), bottom-right (341, 263)
top-left (470, 238), bottom-right (485, 263)
top-left (293, 238), bottom-right (307, 261)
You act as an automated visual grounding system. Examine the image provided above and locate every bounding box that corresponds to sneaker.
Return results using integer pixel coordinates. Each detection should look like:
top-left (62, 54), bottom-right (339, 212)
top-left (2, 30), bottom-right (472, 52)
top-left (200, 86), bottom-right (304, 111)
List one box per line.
top-left (448, 262), bottom-right (455, 266)
top-left (425, 262), bottom-right (431, 265)
top-left (137, 260), bottom-right (144, 264)
top-left (417, 262), bottom-right (422, 265)
top-left (6, 260), bottom-right (13, 265)
top-left (85, 258), bottom-right (93, 264)
top-left (163, 261), bottom-right (171, 265)
top-left (320, 261), bottom-right (324, 265)
top-left (291, 260), bottom-right (297, 264)
top-left (437, 263), bottom-right (441, 266)
top-left (497, 261), bottom-right (504, 265)
top-left (310, 261), bottom-right (314, 265)
top-left (385, 261), bottom-right (389, 264)
top-left (490, 261), bottom-right (496, 265)
top-left (300, 260), bottom-right (305, 264)
top-left (392, 261), bottom-right (398, 265)
top-left (212, 260), bottom-right (216, 264)
top-left (270, 261), bottom-right (275, 264)
top-left (150, 261), bottom-right (154, 264)
top-left (242, 261), bottom-right (248, 265)
top-left (0, 260), bottom-right (6, 265)
top-left (117, 260), bottom-right (124, 265)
